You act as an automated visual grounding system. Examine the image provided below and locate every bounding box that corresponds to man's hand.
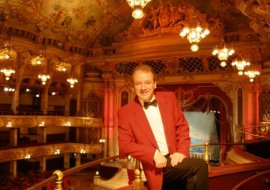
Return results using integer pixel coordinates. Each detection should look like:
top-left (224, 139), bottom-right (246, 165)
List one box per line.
top-left (154, 151), bottom-right (167, 168)
top-left (170, 152), bottom-right (186, 167)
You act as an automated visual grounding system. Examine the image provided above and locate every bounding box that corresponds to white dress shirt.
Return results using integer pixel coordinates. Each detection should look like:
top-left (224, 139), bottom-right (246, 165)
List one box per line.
top-left (143, 97), bottom-right (169, 155)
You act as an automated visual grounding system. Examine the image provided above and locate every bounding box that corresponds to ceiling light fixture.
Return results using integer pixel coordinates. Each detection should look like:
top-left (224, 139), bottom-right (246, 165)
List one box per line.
top-left (231, 59), bottom-right (250, 75)
top-left (179, 20), bottom-right (210, 52)
top-left (31, 55), bottom-right (46, 65)
top-left (244, 70), bottom-right (260, 82)
top-left (67, 78), bottom-right (78, 88)
top-left (0, 42), bottom-right (17, 61)
top-left (127, 0), bottom-right (151, 19)
top-left (0, 69), bottom-right (15, 80)
top-left (212, 44), bottom-right (235, 67)
top-left (38, 74), bottom-right (50, 85)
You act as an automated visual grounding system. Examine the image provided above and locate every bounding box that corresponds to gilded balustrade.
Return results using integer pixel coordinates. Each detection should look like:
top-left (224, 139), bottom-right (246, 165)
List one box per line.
top-left (0, 116), bottom-right (101, 128)
top-left (0, 142), bottom-right (102, 162)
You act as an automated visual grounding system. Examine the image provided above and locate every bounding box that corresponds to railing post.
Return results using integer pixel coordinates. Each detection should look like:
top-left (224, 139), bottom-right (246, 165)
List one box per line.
top-left (132, 159), bottom-right (144, 190)
top-left (93, 171), bottom-right (100, 185)
top-left (204, 142), bottom-right (209, 163)
top-left (53, 170), bottom-right (63, 190)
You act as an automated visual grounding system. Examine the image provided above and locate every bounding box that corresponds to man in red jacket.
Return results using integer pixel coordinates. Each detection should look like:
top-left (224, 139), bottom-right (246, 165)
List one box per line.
top-left (118, 64), bottom-right (209, 190)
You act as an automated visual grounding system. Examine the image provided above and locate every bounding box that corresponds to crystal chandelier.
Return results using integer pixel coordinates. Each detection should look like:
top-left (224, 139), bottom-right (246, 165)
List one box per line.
top-left (0, 68), bottom-right (15, 80)
top-left (67, 78), bottom-right (78, 88)
top-left (180, 25), bottom-right (210, 52)
top-left (38, 74), bottom-right (50, 85)
top-left (212, 45), bottom-right (235, 67)
top-left (0, 42), bottom-right (17, 61)
top-left (0, 42), bottom-right (17, 80)
top-left (244, 70), bottom-right (260, 82)
top-left (0, 48), bottom-right (12, 60)
top-left (231, 59), bottom-right (250, 75)
top-left (127, 0), bottom-right (151, 19)
top-left (31, 55), bottom-right (46, 65)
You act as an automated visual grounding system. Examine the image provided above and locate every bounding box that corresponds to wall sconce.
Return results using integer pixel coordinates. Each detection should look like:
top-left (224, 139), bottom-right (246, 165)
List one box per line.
top-left (6, 121), bottom-right (12, 128)
top-left (99, 138), bottom-right (106, 144)
top-left (80, 149), bottom-right (86, 154)
top-left (54, 149), bottom-right (61, 155)
top-left (24, 153), bottom-right (31, 159)
top-left (65, 122), bottom-right (71, 127)
top-left (4, 87), bottom-right (15, 92)
top-left (39, 121), bottom-right (45, 127)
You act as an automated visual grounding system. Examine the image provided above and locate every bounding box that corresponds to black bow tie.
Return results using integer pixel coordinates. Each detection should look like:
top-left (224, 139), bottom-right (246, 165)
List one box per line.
top-left (144, 99), bottom-right (157, 109)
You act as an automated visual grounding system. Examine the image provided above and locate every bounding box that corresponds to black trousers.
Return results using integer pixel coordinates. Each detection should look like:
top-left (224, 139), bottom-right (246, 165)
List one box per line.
top-left (162, 157), bottom-right (209, 190)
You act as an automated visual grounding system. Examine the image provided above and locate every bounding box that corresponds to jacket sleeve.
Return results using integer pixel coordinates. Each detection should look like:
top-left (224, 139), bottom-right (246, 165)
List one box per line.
top-left (117, 108), bottom-right (157, 166)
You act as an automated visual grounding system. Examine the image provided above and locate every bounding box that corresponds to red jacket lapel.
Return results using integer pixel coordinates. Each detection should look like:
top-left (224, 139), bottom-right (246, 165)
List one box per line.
top-left (130, 101), bottom-right (159, 148)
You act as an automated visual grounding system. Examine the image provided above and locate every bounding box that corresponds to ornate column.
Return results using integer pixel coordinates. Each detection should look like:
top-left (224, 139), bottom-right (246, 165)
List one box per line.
top-left (253, 83), bottom-right (261, 126)
top-left (11, 81), bottom-right (20, 114)
top-left (64, 94), bottom-right (71, 116)
top-left (232, 86), bottom-right (242, 143)
top-left (38, 127), bottom-right (47, 144)
top-left (41, 85), bottom-right (49, 115)
top-left (76, 84), bottom-right (81, 116)
top-left (10, 128), bottom-right (18, 177)
top-left (11, 52), bottom-right (26, 114)
top-left (242, 82), bottom-right (258, 140)
top-left (102, 72), bottom-right (115, 157)
top-left (64, 153), bottom-right (70, 169)
top-left (40, 157), bottom-right (46, 172)
top-left (65, 127), bottom-right (70, 142)
top-left (10, 160), bottom-right (17, 177)
top-left (10, 128), bottom-right (18, 146)
top-left (76, 127), bottom-right (80, 143)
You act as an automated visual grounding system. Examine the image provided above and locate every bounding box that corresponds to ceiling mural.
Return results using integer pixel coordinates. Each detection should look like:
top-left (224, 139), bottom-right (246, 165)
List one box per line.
top-left (0, 0), bottom-right (131, 47)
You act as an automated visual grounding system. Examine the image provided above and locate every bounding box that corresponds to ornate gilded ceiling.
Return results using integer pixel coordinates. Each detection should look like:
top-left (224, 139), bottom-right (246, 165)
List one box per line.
top-left (0, 0), bottom-right (131, 47)
top-left (1, 0), bottom-right (267, 48)
top-left (0, 0), bottom-right (269, 89)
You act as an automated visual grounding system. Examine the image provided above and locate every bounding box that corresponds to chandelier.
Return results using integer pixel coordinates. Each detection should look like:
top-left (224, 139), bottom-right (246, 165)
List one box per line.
top-left (67, 78), bottom-right (78, 88)
top-left (231, 59), bottom-right (250, 75)
top-left (0, 41), bottom-right (17, 80)
top-left (180, 25), bottom-right (210, 52)
top-left (212, 45), bottom-right (235, 67)
top-left (31, 55), bottom-right (47, 65)
top-left (244, 70), bottom-right (260, 82)
top-left (0, 42), bottom-right (17, 61)
top-left (38, 74), bottom-right (50, 85)
top-left (127, 0), bottom-right (151, 19)
top-left (0, 68), bottom-right (15, 80)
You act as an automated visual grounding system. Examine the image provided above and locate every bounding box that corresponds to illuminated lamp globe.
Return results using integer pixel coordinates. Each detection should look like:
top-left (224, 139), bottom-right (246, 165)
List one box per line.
top-left (132, 6), bottom-right (144, 19)
top-left (220, 61), bottom-right (226, 67)
top-left (191, 44), bottom-right (199, 52)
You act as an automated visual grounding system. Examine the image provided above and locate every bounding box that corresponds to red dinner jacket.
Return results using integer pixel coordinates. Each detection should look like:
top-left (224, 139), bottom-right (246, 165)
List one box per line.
top-left (118, 91), bottom-right (190, 190)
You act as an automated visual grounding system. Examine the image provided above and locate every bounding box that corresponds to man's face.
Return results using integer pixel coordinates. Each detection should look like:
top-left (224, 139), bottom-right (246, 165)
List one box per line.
top-left (132, 70), bottom-right (156, 102)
